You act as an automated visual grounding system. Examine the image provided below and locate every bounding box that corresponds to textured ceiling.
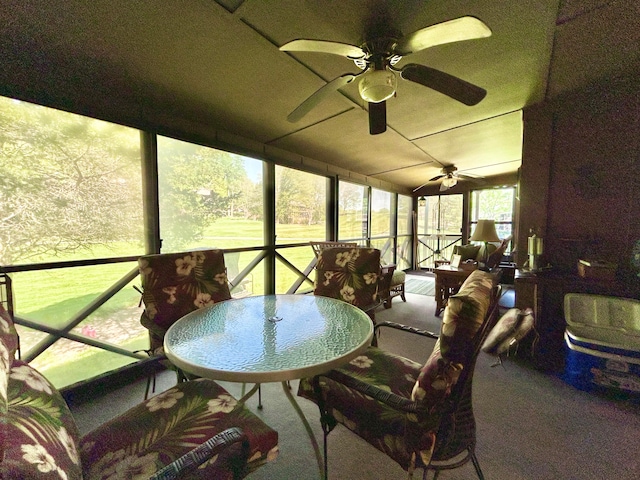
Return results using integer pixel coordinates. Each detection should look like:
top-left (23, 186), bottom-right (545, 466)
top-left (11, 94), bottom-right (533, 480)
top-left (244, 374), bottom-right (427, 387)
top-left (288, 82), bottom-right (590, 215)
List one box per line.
top-left (0, 0), bottom-right (638, 193)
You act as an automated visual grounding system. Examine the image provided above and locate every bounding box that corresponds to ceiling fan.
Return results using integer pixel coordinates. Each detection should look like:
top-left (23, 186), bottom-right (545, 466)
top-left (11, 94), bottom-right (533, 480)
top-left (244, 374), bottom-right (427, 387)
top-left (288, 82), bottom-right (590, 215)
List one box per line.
top-left (413, 165), bottom-right (485, 192)
top-left (280, 16), bottom-right (491, 135)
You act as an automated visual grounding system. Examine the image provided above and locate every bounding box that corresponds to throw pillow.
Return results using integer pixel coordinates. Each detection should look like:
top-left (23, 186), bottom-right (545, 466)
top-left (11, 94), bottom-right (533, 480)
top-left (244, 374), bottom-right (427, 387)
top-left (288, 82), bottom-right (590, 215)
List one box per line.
top-left (482, 308), bottom-right (535, 355)
top-left (453, 244), bottom-right (481, 261)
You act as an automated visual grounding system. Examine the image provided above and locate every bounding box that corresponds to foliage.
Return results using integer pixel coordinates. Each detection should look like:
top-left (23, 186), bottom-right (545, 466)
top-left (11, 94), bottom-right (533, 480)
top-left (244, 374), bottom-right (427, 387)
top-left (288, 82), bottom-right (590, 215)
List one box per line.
top-left (275, 166), bottom-right (325, 225)
top-left (157, 138), bottom-right (249, 250)
top-left (0, 97), bottom-right (143, 265)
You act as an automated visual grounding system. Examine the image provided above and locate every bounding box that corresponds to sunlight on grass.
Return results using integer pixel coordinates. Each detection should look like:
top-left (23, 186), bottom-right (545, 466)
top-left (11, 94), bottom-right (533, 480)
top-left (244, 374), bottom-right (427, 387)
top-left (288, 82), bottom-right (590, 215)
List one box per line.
top-left (9, 217), bottom-right (393, 388)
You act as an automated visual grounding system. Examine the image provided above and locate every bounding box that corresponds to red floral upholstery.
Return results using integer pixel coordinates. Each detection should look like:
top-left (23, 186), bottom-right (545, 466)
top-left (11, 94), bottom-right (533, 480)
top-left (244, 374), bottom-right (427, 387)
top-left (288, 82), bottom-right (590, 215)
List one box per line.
top-left (313, 247), bottom-right (381, 317)
top-left (298, 270), bottom-right (498, 478)
top-left (0, 304), bottom-right (278, 479)
top-left (139, 250), bottom-right (231, 352)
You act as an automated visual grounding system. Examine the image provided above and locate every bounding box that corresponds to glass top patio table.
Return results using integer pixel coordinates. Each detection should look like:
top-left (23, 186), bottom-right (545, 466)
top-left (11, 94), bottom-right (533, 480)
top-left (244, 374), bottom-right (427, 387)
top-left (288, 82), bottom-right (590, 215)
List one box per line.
top-left (164, 294), bottom-right (374, 384)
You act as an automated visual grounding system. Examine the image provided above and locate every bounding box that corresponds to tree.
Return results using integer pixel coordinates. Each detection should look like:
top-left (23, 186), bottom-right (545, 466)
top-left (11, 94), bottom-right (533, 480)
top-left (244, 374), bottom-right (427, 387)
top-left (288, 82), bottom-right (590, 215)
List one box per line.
top-left (275, 167), bottom-right (325, 225)
top-left (0, 97), bottom-right (142, 265)
top-left (157, 143), bottom-right (249, 250)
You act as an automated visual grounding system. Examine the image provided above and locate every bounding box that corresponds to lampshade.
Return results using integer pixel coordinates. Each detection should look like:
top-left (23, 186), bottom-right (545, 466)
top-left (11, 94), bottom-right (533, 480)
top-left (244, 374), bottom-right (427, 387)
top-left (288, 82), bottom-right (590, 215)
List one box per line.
top-left (358, 69), bottom-right (397, 103)
top-left (418, 196), bottom-right (426, 207)
top-left (470, 219), bottom-right (500, 242)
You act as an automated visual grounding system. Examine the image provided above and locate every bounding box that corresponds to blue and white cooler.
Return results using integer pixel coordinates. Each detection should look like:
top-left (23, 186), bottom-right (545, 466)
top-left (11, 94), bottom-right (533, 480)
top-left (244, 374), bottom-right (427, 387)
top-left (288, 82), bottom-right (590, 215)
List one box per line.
top-left (563, 293), bottom-right (640, 395)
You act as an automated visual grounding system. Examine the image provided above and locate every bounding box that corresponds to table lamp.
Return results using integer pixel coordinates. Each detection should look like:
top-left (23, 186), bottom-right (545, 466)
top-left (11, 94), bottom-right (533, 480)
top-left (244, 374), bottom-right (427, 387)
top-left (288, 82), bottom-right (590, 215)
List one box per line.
top-left (470, 219), bottom-right (500, 265)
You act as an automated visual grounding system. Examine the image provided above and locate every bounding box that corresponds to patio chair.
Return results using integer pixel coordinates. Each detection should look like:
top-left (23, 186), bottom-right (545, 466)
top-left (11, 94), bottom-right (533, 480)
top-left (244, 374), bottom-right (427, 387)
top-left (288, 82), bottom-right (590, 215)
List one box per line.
top-left (299, 270), bottom-right (501, 479)
top-left (310, 242), bottom-right (401, 308)
top-left (313, 246), bottom-right (381, 324)
top-left (379, 264), bottom-right (407, 308)
top-left (138, 250), bottom-right (232, 392)
top-left (138, 250), bottom-right (268, 405)
top-left (0, 303), bottom-right (279, 480)
top-left (310, 241), bottom-right (358, 259)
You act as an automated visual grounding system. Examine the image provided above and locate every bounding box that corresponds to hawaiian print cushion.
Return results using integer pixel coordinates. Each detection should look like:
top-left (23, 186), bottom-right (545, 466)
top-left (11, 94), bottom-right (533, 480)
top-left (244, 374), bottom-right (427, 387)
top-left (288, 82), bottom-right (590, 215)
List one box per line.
top-left (314, 247), bottom-right (381, 309)
top-left (298, 347), bottom-right (427, 471)
top-left (139, 250), bottom-right (231, 350)
top-left (298, 269), bottom-right (495, 475)
top-left (81, 378), bottom-right (278, 480)
top-left (2, 359), bottom-right (83, 480)
top-left (411, 270), bottom-right (494, 410)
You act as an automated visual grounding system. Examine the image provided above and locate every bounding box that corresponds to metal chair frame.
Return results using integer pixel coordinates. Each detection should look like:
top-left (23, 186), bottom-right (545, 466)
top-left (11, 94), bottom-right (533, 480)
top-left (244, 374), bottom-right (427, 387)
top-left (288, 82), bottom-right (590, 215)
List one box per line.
top-left (312, 283), bottom-right (502, 480)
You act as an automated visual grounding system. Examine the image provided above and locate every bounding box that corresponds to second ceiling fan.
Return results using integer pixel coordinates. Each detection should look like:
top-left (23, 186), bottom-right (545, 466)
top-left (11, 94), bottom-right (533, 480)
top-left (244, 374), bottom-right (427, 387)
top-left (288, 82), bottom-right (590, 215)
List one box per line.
top-left (280, 15), bottom-right (492, 135)
top-left (414, 165), bottom-right (486, 192)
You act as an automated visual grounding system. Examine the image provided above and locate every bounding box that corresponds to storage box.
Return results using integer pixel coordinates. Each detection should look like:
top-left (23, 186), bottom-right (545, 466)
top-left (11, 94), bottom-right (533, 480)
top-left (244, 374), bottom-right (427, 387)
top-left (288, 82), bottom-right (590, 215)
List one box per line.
top-left (577, 259), bottom-right (617, 281)
top-left (563, 294), bottom-right (640, 395)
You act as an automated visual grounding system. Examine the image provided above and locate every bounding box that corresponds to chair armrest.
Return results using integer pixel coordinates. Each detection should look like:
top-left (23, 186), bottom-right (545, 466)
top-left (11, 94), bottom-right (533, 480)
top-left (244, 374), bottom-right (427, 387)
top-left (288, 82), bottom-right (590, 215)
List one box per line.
top-left (149, 427), bottom-right (248, 480)
top-left (378, 265), bottom-right (396, 292)
top-left (318, 370), bottom-right (425, 415)
top-left (374, 321), bottom-right (439, 340)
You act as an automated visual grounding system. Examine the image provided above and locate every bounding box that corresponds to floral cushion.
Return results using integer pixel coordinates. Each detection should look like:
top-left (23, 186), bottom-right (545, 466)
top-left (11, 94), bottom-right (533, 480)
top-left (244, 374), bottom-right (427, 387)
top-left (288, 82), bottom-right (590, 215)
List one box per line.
top-left (313, 247), bottom-right (381, 310)
top-left (482, 307), bottom-right (535, 355)
top-left (298, 269), bottom-right (495, 475)
top-left (81, 378), bottom-right (279, 480)
top-left (411, 270), bottom-right (494, 409)
top-left (3, 359), bottom-right (83, 480)
top-left (298, 347), bottom-right (427, 471)
top-left (139, 250), bottom-right (231, 350)
top-left (0, 304), bottom-right (278, 480)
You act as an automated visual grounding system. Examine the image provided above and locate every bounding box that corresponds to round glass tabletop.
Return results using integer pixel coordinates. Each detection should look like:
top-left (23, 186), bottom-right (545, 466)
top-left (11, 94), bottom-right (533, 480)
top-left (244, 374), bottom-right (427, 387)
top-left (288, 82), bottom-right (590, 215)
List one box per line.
top-left (164, 294), bottom-right (374, 383)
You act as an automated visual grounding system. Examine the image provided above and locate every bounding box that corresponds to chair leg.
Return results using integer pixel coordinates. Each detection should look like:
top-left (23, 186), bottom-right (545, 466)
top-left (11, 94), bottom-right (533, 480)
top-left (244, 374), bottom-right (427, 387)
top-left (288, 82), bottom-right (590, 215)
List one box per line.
top-left (323, 428), bottom-right (329, 480)
top-left (257, 384), bottom-right (263, 409)
top-left (470, 449), bottom-right (485, 480)
top-left (144, 373), bottom-right (156, 400)
top-left (400, 284), bottom-right (406, 302)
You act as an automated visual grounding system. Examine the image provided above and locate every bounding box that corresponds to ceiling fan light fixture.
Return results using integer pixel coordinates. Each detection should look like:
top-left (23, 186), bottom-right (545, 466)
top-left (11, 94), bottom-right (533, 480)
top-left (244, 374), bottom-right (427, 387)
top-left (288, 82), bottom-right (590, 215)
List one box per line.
top-left (442, 176), bottom-right (458, 188)
top-left (358, 68), bottom-right (396, 103)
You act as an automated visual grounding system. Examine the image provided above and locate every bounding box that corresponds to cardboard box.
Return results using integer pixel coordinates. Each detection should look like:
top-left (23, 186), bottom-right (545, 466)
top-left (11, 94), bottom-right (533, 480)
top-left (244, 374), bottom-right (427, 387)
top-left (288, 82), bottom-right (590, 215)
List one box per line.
top-left (577, 259), bottom-right (617, 281)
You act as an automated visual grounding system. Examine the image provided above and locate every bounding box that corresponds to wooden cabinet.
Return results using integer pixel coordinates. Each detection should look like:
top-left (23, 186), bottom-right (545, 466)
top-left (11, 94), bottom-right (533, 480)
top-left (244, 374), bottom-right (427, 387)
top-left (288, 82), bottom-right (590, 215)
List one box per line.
top-left (514, 270), bottom-right (635, 372)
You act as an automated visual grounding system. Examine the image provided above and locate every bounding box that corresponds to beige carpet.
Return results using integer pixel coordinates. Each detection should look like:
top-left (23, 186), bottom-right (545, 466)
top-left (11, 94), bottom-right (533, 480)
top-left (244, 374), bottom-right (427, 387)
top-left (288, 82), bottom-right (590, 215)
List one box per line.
top-left (72, 293), bottom-right (640, 479)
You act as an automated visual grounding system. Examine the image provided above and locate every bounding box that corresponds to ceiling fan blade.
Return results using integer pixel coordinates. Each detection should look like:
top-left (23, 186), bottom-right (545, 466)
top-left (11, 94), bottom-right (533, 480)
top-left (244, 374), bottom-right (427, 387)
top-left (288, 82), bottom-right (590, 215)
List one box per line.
top-left (458, 173), bottom-right (486, 184)
top-left (280, 39), bottom-right (365, 59)
top-left (368, 101), bottom-right (386, 135)
top-left (394, 16), bottom-right (492, 56)
top-left (412, 173), bottom-right (445, 192)
top-left (400, 63), bottom-right (487, 106)
top-left (287, 73), bottom-right (357, 123)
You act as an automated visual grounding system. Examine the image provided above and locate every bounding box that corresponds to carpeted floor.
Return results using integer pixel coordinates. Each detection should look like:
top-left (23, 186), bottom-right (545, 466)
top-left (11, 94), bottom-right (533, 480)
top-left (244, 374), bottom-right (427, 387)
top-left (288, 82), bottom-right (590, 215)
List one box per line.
top-left (71, 293), bottom-right (640, 480)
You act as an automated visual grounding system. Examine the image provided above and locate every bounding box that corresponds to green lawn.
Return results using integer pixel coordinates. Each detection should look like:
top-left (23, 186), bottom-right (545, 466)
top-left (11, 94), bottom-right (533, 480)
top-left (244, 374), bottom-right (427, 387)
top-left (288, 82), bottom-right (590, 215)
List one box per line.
top-left (10, 217), bottom-right (391, 388)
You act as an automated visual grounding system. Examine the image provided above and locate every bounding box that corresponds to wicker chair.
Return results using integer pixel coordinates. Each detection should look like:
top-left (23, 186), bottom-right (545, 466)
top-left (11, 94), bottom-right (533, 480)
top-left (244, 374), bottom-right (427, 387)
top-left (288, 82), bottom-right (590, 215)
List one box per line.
top-left (299, 270), bottom-right (501, 479)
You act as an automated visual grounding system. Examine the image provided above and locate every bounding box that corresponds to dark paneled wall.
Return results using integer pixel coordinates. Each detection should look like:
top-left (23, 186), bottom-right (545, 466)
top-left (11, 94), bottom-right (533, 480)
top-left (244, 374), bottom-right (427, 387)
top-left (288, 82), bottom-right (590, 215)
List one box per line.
top-left (519, 72), bottom-right (640, 277)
